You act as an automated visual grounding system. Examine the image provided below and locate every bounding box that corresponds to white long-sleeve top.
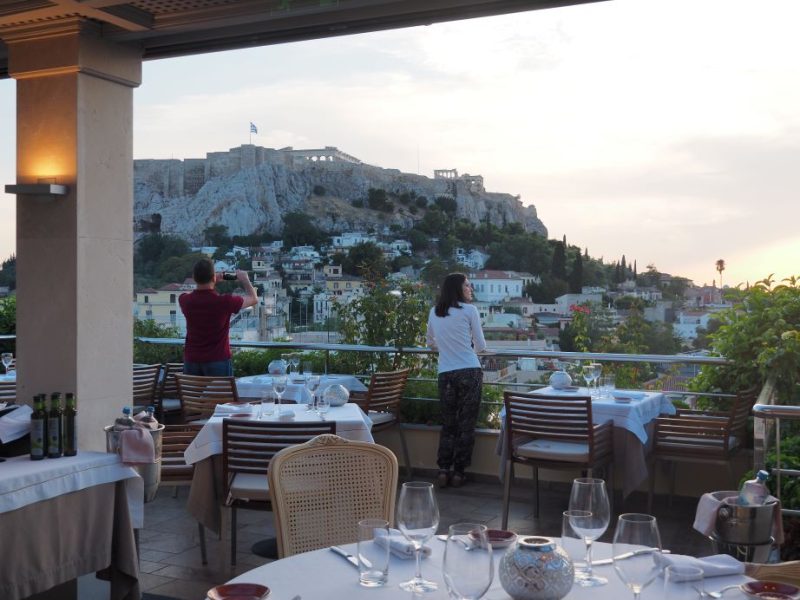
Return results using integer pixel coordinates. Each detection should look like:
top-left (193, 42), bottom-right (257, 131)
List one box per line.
top-left (426, 303), bottom-right (487, 374)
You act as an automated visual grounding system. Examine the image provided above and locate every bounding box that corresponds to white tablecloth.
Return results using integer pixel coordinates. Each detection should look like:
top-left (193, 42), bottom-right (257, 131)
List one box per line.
top-left (184, 402), bottom-right (374, 465)
top-left (236, 373), bottom-right (367, 401)
top-left (533, 386), bottom-right (676, 444)
top-left (227, 539), bottom-right (751, 600)
top-left (0, 451), bottom-right (144, 528)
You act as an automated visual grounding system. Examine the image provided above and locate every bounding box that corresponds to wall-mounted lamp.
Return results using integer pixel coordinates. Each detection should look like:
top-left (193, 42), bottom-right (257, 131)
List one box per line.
top-left (5, 183), bottom-right (69, 196)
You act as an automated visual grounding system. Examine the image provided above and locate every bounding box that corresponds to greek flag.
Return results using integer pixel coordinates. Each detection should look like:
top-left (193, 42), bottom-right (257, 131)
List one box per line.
top-left (250, 122), bottom-right (258, 134)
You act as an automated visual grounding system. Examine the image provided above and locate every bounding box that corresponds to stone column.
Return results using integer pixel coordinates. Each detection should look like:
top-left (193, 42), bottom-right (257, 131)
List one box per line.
top-left (6, 19), bottom-right (142, 451)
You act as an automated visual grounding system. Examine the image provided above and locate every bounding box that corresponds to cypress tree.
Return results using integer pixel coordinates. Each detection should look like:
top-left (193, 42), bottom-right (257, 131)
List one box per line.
top-left (551, 241), bottom-right (567, 280)
top-left (569, 251), bottom-right (584, 293)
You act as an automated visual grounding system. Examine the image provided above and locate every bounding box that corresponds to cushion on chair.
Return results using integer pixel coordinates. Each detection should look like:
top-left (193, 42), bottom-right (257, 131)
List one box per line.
top-left (368, 411), bottom-right (395, 425)
top-left (515, 439), bottom-right (590, 462)
top-left (659, 435), bottom-right (737, 448)
top-left (229, 472), bottom-right (270, 502)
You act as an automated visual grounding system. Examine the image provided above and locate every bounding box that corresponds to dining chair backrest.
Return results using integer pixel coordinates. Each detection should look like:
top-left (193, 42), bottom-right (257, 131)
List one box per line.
top-left (503, 391), bottom-right (599, 457)
top-left (133, 364), bottom-right (162, 409)
top-left (360, 368), bottom-right (409, 415)
top-left (175, 373), bottom-right (239, 422)
top-left (158, 362), bottom-right (183, 402)
top-left (160, 424), bottom-right (202, 486)
top-left (729, 385), bottom-right (759, 438)
top-left (222, 420), bottom-right (336, 482)
top-left (268, 434), bottom-right (398, 558)
top-left (0, 381), bottom-right (15, 403)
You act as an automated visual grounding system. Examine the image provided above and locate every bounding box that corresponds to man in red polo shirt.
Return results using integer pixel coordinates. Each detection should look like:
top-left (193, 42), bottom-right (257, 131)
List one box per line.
top-left (179, 258), bottom-right (258, 376)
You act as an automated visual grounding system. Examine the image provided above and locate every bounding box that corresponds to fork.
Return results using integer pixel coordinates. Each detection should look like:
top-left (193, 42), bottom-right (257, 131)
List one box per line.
top-left (703, 584), bottom-right (740, 599)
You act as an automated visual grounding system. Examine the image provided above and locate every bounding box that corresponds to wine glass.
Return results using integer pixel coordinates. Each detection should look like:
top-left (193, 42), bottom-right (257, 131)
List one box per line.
top-left (591, 363), bottom-right (603, 398)
top-left (289, 354), bottom-right (300, 377)
top-left (581, 364), bottom-right (596, 394)
top-left (1, 352), bottom-right (12, 374)
top-left (568, 477), bottom-right (610, 587)
top-left (305, 375), bottom-right (320, 412)
top-left (612, 513), bottom-right (662, 600)
top-left (272, 375), bottom-right (287, 406)
top-left (443, 523), bottom-right (493, 600)
top-left (315, 391), bottom-right (330, 421)
top-left (397, 481), bottom-right (440, 593)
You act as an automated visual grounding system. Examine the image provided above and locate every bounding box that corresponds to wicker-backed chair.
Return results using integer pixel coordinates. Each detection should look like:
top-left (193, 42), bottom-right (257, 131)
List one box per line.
top-left (268, 434), bottom-right (398, 559)
top-left (160, 424), bottom-right (207, 564)
top-left (348, 368), bottom-right (410, 475)
top-left (647, 386), bottom-right (759, 512)
top-left (175, 374), bottom-right (239, 423)
top-left (156, 362), bottom-right (183, 423)
top-left (222, 420), bottom-right (336, 566)
top-left (745, 561), bottom-right (800, 586)
top-left (501, 391), bottom-right (613, 528)
top-left (132, 364), bottom-right (162, 413)
top-left (0, 380), bottom-right (15, 404)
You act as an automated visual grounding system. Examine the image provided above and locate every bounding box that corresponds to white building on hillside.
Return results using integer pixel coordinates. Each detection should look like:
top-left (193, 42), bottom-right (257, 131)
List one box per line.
top-left (673, 310), bottom-right (714, 341)
top-left (331, 232), bottom-right (376, 249)
top-left (470, 270), bottom-right (526, 303)
top-left (454, 248), bottom-right (489, 270)
top-left (555, 292), bottom-right (603, 314)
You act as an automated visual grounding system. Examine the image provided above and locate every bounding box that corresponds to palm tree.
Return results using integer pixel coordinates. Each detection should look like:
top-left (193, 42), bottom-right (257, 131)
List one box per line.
top-left (716, 259), bottom-right (726, 288)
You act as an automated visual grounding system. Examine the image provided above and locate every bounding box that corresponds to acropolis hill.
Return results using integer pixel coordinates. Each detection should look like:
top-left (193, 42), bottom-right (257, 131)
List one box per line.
top-left (133, 144), bottom-right (547, 243)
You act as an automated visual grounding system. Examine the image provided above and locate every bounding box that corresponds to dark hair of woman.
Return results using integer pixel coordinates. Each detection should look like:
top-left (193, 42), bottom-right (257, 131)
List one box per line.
top-left (434, 273), bottom-right (468, 318)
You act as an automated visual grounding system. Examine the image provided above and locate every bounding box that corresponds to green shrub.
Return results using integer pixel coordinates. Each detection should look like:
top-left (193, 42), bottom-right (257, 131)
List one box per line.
top-left (133, 319), bottom-right (182, 364)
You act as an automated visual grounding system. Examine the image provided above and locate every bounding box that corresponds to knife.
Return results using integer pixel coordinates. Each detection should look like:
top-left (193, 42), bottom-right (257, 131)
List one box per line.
top-left (592, 548), bottom-right (670, 566)
top-left (330, 546), bottom-right (371, 569)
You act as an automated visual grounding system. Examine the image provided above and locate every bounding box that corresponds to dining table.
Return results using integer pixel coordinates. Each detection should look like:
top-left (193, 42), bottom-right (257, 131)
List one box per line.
top-left (223, 538), bottom-right (754, 600)
top-left (235, 373), bottom-right (368, 402)
top-left (0, 451), bottom-right (143, 600)
top-left (497, 386), bottom-right (676, 499)
top-left (185, 403), bottom-right (375, 537)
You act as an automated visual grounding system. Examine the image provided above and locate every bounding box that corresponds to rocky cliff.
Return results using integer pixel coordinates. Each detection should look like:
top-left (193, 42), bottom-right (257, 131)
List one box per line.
top-left (134, 145), bottom-right (547, 243)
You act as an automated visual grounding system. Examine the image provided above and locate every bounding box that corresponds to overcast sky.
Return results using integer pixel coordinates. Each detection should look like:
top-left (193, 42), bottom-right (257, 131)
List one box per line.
top-left (1, 0), bottom-right (798, 288)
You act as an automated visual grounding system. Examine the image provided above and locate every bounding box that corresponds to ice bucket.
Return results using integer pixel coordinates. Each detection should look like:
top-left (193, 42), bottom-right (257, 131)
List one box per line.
top-left (712, 490), bottom-right (776, 545)
top-left (105, 424), bottom-right (164, 502)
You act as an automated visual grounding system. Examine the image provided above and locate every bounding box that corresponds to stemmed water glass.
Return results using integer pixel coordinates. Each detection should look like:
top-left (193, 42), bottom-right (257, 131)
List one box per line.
top-left (397, 481), bottom-right (440, 593)
top-left (272, 375), bottom-right (287, 407)
top-left (581, 364), bottom-right (597, 395)
top-left (305, 375), bottom-right (320, 411)
top-left (591, 363), bottom-right (603, 398)
top-left (568, 477), bottom-right (610, 587)
top-left (1, 352), bottom-right (12, 374)
top-left (289, 354), bottom-right (300, 376)
top-left (442, 523), bottom-right (493, 600)
top-left (612, 513), bottom-right (662, 600)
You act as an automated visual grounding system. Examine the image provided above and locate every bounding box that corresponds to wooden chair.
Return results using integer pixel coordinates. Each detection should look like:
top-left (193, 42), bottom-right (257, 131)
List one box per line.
top-left (647, 386), bottom-right (759, 512)
top-left (349, 368), bottom-right (411, 475)
top-left (175, 374), bottom-right (239, 423)
top-left (501, 391), bottom-right (613, 528)
top-left (156, 363), bottom-right (183, 423)
top-left (160, 424), bottom-right (207, 564)
top-left (268, 434), bottom-right (398, 559)
top-left (745, 561), bottom-right (800, 586)
top-left (222, 420), bottom-right (336, 566)
top-left (132, 364), bottom-right (161, 413)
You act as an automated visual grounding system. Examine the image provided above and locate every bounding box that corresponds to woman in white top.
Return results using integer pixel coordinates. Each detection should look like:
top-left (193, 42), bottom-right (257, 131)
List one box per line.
top-left (426, 273), bottom-right (487, 488)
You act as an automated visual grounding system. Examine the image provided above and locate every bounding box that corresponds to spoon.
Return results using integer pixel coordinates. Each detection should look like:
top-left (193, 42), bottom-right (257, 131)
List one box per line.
top-left (435, 534), bottom-right (475, 550)
top-left (703, 584), bottom-right (740, 599)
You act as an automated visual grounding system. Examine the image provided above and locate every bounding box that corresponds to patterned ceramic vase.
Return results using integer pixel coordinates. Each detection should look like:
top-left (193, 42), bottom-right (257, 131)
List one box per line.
top-left (548, 370), bottom-right (572, 389)
top-left (499, 536), bottom-right (574, 600)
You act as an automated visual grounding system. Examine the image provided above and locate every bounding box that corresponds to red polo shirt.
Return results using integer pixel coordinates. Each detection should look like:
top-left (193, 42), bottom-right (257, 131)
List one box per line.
top-left (179, 289), bottom-right (244, 363)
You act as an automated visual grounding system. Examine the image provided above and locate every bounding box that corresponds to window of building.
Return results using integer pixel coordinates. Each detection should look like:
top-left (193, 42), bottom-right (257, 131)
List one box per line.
top-left (144, 295), bottom-right (149, 303)
top-left (170, 294), bottom-right (176, 303)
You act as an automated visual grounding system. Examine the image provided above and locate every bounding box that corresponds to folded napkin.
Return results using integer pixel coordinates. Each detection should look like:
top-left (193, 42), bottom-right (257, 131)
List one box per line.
top-left (693, 492), bottom-right (784, 544)
top-left (0, 404), bottom-right (32, 443)
top-left (213, 403), bottom-right (254, 417)
top-left (119, 427), bottom-right (156, 465)
top-left (374, 528), bottom-right (432, 559)
top-left (654, 553), bottom-right (744, 578)
top-left (612, 390), bottom-right (646, 400)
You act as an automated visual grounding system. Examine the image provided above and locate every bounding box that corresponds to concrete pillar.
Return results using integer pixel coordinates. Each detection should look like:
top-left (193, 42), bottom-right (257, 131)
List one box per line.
top-left (6, 19), bottom-right (142, 451)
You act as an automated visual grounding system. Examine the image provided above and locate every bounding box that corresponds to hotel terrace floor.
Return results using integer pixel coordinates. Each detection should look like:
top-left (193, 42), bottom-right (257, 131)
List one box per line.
top-left (80, 475), bottom-right (713, 600)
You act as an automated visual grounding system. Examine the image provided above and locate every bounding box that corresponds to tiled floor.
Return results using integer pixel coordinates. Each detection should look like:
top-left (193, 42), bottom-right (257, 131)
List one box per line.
top-left (104, 475), bottom-right (712, 599)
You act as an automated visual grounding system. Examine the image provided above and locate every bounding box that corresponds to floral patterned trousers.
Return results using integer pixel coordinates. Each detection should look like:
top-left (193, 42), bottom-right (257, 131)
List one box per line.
top-left (437, 367), bottom-right (483, 473)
